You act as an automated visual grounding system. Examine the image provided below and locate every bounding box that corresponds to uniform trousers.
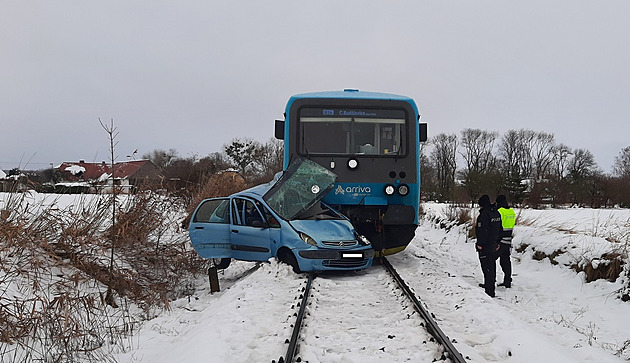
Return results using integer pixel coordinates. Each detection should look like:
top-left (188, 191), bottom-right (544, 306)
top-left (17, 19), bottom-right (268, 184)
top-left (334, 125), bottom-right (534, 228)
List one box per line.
top-left (478, 249), bottom-right (496, 296)
top-left (495, 243), bottom-right (512, 285)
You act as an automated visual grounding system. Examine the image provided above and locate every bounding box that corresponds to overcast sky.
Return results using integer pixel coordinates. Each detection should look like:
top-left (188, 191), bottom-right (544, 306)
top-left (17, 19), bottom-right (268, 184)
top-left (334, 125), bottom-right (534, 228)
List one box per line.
top-left (2, 1), bottom-right (629, 173)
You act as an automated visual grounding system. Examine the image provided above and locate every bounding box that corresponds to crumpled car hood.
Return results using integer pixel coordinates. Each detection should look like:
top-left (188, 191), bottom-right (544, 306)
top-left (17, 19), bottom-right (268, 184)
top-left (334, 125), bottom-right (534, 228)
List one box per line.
top-left (289, 219), bottom-right (355, 243)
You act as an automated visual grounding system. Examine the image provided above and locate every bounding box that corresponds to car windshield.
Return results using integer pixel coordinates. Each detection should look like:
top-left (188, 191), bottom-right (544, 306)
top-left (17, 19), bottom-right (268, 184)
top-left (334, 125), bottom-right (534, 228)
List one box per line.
top-left (263, 158), bottom-right (337, 220)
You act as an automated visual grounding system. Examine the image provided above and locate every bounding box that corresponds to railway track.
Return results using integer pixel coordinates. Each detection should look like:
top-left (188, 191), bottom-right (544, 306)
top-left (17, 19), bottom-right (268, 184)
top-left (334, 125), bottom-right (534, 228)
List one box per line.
top-left (276, 257), bottom-right (466, 363)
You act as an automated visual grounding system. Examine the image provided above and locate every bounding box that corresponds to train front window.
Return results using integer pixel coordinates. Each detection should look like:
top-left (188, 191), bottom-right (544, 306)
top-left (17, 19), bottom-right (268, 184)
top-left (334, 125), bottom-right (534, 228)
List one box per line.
top-left (298, 108), bottom-right (407, 156)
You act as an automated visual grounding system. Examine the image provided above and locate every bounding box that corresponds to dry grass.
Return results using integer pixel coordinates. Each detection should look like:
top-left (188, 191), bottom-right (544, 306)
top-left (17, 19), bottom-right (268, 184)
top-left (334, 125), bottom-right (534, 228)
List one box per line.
top-left (0, 186), bottom-right (211, 362)
top-left (572, 253), bottom-right (625, 283)
top-left (531, 248), bottom-right (565, 265)
top-left (180, 171), bottom-right (248, 228)
top-left (444, 203), bottom-right (473, 227)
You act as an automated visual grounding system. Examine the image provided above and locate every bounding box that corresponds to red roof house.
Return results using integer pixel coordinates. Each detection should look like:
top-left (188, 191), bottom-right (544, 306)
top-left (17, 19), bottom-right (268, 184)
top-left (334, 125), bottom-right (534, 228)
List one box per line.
top-left (58, 160), bottom-right (164, 193)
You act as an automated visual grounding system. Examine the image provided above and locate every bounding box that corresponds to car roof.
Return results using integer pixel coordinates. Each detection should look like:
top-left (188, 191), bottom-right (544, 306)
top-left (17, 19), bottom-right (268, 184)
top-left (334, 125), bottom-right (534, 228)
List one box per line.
top-left (235, 183), bottom-right (270, 198)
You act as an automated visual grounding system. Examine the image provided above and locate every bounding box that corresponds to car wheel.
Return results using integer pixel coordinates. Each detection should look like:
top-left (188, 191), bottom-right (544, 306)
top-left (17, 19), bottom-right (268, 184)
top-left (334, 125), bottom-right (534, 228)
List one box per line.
top-left (212, 258), bottom-right (231, 269)
top-left (278, 250), bottom-right (301, 273)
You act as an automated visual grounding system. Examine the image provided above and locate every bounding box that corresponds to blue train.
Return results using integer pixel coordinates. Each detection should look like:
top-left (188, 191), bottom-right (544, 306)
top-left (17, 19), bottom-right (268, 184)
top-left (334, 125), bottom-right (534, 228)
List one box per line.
top-left (275, 89), bottom-right (427, 255)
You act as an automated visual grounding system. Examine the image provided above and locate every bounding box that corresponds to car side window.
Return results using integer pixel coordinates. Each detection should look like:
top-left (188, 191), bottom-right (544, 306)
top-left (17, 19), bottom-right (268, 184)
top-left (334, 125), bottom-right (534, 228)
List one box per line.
top-left (254, 200), bottom-right (281, 228)
top-left (193, 199), bottom-right (229, 223)
top-left (232, 198), bottom-right (268, 227)
top-left (232, 199), bottom-right (245, 225)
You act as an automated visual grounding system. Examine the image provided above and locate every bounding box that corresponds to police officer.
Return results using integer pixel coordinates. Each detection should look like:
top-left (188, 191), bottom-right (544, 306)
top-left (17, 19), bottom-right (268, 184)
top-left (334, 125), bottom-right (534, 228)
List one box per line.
top-left (495, 195), bottom-right (516, 288)
top-left (475, 194), bottom-right (502, 297)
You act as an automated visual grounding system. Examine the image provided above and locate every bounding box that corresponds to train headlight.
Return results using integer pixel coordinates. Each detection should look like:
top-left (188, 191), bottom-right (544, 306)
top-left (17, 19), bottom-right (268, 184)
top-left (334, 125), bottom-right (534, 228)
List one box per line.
top-left (384, 184), bottom-right (396, 196)
top-left (299, 232), bottom-right (317, 246)
top-left (347, 158), bottom-right (359, 170)
top-left (397, 184), bottom-right (410, 196)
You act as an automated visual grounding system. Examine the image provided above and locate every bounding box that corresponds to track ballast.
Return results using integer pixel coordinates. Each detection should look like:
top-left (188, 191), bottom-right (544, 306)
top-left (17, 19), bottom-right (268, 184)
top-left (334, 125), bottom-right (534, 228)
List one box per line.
top-left (277, 257), bottom-right (466, 363)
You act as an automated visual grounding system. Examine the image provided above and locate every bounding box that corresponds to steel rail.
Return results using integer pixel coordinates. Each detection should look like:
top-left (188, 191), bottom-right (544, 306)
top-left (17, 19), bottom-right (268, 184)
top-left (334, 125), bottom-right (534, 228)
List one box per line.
top-left (277, 273), bottom-right (314, 363)
top-left (382, 257), bottom-right (467, 363)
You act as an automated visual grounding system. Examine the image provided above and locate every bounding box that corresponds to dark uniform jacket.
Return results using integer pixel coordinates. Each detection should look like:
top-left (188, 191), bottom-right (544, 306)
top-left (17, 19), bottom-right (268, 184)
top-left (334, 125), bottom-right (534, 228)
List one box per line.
top-left (475, 204), bottom-right (502, 253)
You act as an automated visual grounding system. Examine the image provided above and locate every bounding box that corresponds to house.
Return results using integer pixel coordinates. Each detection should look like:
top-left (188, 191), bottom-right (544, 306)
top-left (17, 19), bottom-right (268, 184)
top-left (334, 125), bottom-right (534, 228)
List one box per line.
top-left (0, 168), bottom-right (33, 192)
top-left (57, 160), bottom-right (164, 193)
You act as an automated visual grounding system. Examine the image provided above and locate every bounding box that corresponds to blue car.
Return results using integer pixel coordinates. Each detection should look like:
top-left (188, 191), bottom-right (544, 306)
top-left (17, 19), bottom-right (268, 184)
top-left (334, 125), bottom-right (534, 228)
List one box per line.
top-left (188, 159), bottom-right (375, 272)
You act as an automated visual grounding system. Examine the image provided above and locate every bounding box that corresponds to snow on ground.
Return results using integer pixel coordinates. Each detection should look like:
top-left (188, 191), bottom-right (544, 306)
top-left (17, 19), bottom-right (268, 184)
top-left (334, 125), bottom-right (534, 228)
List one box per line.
top-left (112, 203), bottom-right (629, 362)
top-left (115, 260), bottom-right (304, 362)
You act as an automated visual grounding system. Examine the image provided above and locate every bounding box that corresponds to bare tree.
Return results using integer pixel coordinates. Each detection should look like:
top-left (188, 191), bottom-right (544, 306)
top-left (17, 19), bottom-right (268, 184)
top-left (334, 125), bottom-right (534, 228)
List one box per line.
top-left (567, 148), bottom-right (600, 206)
top-left (252, 138), bottom-right (284, 183)
top-left (459, 128), bottom-right (498, 202)
top-left (568, 148), bottom-right (597, 181)
top-left (498, 130), bottom-right (531, 177)
top-left (551, 143), bottom-right (572, 180)
top-left (142, 148), bottom-right (179, 170)
top-left (460, 129), bottom-right (497, 174)
top-left (530, 131), bottom-right (556, 180)
top-left (430, 133), bottom-right (457, 201)
top-left (99, 118), bottom-right (119, 308)
top-left (224, 138), bottom-right (261, 175)
top-left (613, 146), bottom-right (630, 178)
top-left (419, 147), bottom-right (437, 201)
top-left (497, 129), bottom-right (533, 204)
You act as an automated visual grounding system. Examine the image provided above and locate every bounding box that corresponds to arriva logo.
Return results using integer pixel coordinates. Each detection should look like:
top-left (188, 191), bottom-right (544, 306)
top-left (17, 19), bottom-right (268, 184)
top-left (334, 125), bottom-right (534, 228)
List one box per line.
top-left (335, 185), bottom-right (372, 195)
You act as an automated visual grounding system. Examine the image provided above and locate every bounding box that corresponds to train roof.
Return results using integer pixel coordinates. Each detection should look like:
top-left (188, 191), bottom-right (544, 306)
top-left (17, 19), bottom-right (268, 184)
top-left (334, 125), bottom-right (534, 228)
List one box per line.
top-left (288, 89), bottom-right (415, 102)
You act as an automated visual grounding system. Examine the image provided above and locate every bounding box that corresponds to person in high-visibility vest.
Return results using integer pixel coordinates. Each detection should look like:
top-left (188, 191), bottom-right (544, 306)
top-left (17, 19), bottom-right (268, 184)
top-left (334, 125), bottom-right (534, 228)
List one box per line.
top-left (495, 195), bottom-right (516, 288)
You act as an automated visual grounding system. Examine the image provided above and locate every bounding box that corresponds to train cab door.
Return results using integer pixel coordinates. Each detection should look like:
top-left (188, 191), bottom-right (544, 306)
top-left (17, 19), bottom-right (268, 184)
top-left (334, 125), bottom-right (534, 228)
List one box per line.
top-left (189, 198), bottom-right (232, 259)
top-left (229, 197), bottom-right (274, 261)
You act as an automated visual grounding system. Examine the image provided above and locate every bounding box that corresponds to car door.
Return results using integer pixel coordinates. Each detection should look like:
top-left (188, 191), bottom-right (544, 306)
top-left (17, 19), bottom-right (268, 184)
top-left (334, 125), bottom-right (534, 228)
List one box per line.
top-left (229, 197), bottom-right (274, 261)
top-left (188, 198), bottom-right (231, 259)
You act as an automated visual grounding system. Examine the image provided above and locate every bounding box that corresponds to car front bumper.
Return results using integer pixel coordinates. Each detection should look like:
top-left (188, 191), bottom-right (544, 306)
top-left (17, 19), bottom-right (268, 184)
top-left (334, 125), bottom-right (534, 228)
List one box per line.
top-left (296, 248), bottom-right (374, 271)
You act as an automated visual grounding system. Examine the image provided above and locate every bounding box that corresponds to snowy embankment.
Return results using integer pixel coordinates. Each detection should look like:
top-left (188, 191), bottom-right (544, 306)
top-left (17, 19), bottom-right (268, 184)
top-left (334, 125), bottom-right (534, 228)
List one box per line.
top-left (114, 203), bottom-right (630, 363)
top-left (394, 203), bottom-right (629, 362)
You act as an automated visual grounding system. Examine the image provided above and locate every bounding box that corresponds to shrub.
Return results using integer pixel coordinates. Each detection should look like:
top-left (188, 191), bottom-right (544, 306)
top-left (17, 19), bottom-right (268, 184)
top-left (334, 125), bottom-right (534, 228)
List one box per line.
top-left (0, 188), bottom-right (209, 361)
top-left (572, 253), bottom-right (625, 283)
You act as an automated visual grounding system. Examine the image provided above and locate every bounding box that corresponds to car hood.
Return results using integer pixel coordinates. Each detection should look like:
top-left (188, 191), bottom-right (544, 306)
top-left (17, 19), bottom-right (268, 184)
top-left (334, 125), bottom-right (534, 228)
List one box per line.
top-left (289, 219), bottom-right (355, 243)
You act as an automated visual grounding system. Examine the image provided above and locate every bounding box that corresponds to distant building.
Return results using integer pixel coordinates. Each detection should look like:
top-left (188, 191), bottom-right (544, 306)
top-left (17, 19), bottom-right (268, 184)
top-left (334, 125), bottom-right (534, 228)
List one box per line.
top-left (57, 160), bottom-right (164, 193)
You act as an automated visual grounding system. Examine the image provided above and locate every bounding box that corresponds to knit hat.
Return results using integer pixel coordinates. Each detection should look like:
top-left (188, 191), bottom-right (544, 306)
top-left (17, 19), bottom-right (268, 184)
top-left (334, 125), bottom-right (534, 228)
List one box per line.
top-left (496, 194), bottom-right (508, 208)
top-left (478, 194), bottom-right (490, 207)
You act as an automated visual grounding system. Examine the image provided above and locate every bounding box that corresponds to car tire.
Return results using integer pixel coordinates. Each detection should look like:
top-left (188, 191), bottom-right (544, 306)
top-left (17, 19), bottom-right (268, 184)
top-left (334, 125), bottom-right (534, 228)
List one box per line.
top-left (212, 258), bottom-right (231, 269)
top-left (279, 250), bottom-right (301, 273)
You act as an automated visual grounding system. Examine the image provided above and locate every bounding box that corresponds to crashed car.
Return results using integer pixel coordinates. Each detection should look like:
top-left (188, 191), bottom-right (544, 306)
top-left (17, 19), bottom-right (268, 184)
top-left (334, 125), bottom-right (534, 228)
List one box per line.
top-left (188, 159), bottom-right (374, 272)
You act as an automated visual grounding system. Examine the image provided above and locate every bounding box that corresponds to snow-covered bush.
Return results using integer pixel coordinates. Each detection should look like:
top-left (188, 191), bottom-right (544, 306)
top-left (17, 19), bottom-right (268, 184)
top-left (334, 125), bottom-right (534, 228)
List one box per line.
top-left (0, 190), bottom-right (208, 362)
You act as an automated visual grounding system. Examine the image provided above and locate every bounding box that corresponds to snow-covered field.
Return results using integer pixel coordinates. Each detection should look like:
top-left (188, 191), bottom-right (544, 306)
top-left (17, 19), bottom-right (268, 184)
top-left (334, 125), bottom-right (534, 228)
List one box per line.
top-left (112, 203), bottom-right (630, 363)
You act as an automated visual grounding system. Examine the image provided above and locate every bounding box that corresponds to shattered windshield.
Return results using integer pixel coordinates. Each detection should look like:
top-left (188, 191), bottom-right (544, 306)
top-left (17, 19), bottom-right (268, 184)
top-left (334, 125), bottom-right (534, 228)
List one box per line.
top-left (263, 159), bottom-right (337, 220)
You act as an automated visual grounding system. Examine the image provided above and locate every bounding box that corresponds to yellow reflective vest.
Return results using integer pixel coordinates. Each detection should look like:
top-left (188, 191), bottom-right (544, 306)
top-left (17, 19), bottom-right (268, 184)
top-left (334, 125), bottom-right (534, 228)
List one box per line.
top-left (498, 207), bottom-right (516, 245)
